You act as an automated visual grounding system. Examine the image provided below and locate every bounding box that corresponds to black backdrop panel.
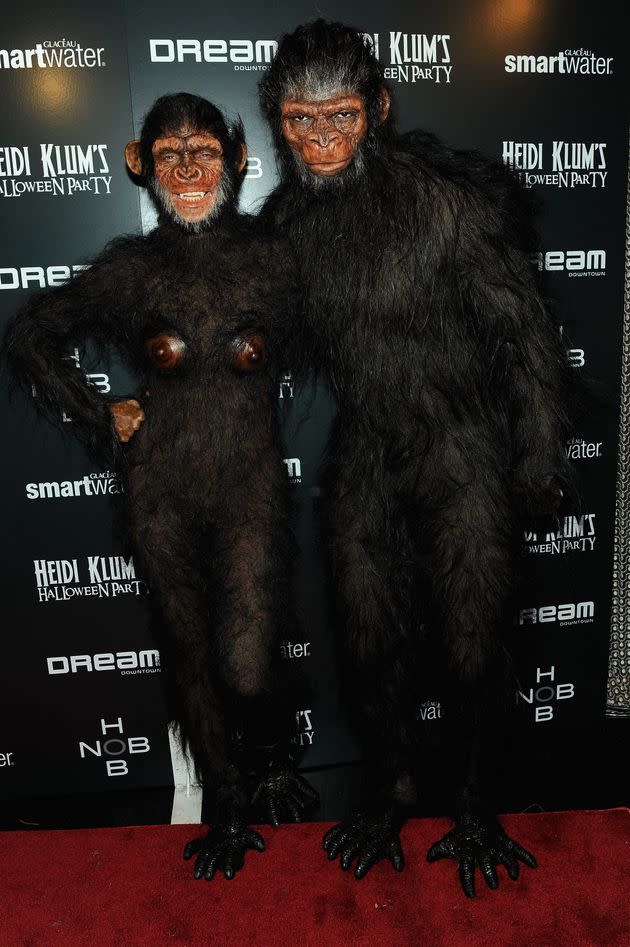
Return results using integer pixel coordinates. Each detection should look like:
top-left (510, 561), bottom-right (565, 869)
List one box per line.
top-left (0, 0), bottom-right (627, 813)
top-left (0, 1), bottom-right (173, 801)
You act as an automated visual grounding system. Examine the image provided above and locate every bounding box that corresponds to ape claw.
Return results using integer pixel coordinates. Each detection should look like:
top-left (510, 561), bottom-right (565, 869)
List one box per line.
top-left (184, 818), bottom-right (265, 881)
top-left (427, 811), bottom-right (536, 897)
top-left (252, 763), bottom-right (319, 827)
top-left (323, 805), bottom-right (405, 879)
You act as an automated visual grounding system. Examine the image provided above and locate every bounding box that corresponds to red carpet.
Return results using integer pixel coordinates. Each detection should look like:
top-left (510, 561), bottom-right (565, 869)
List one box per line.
top-left (1, 810), bottom-right (629, 946)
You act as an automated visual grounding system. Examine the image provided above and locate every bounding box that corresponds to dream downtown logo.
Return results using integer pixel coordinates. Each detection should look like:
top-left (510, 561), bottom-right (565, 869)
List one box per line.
top-left (148, 37), bottom-right (277, 71)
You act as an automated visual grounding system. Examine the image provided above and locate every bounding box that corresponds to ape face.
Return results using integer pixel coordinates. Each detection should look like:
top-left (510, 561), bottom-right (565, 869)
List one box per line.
top-left (125, 96), bottom-right (246, 232)
top-left (280, 94), bottom-right (368, 177)
top-left (151, 126), bottom-right (226, 225)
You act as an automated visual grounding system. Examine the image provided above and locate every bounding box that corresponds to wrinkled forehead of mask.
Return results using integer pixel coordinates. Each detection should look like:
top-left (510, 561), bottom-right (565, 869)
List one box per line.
top-left (280, 66), bottom-right (361, 104)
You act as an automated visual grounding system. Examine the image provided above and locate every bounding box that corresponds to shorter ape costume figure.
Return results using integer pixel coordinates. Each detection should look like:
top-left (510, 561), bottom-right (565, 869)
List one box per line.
top-left (260, 22), bottom-right (572, 896)
top-left (5, 93), bottom-right (316, 880)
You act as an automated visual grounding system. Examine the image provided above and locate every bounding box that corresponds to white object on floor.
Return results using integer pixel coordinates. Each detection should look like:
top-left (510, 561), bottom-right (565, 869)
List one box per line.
top-left (168, 723), bottom-right (203, 824)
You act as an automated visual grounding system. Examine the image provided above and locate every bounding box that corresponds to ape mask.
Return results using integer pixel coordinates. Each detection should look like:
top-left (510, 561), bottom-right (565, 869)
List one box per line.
top-left (125, 93), bottom-right (247, 231)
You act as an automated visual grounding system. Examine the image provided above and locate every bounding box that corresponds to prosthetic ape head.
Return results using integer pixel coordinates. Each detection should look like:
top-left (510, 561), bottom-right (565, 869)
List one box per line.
top-left (125, 93), bottom-right (247, 230)
top-left (259, 20), bottom-right (391, 186)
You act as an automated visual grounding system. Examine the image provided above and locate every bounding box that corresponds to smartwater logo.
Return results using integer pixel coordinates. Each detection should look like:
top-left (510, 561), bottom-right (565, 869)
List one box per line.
top-left (505, 49), bottom-right (613, 76)
top-left (417, 699), bottom-right (443, 722)
top-left (566, 438), bottom-right (603, 461)
top-left (0, 40), bottom-right (106, 70)
top-left (26, 471), bottom-right (121, 500)
top-left (280, 640), bottom-right (311, 659)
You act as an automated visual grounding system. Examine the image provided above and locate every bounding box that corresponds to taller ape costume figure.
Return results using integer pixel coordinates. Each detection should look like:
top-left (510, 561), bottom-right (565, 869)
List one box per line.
top-left (5, 93), bottom-right (316, 881)
top-left (260, 21), bottom-right (572, 896)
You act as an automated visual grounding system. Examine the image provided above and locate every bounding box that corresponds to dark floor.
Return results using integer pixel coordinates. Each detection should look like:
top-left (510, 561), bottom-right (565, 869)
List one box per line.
top-left (2, 717), bottom-right (628, 832)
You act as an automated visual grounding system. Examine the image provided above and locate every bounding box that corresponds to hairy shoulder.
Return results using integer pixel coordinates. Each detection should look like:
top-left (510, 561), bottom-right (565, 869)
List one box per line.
top-left (397, 129), bottom-right (536, 251)
top-left (70, 232), bottom-right (149, 285)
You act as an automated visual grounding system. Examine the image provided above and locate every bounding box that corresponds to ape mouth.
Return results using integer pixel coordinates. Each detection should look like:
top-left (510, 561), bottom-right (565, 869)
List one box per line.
top-left (170, 190), bottom-right (217, 219)
top-left (307, 160), bottom-right (351, 175)
top-left (174, 191), bottom-right (212, 204)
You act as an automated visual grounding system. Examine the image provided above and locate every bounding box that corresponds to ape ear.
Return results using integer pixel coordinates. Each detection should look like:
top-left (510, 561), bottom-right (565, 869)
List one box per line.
top-left (125, 139), bottom-right (143, 176)
top-left (236, 141), bottom-right (248, 174)
top-left (377, 88), bottom-right (391, 124)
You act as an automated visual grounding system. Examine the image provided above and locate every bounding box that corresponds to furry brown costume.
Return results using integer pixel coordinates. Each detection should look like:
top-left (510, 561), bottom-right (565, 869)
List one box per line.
top-left (4, 93), bottom-right (316, 881)
top-left (260, 21), bottom-right (572, 896)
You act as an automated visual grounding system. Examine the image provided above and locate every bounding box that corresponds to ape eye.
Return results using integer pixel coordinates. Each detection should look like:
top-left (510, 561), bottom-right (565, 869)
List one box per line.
top-left (288, 115), bottom-right (315, 137)
top-left (333, 111), bottom-right (358, 126)
top-left (161, 153), bottom-right (178, 162)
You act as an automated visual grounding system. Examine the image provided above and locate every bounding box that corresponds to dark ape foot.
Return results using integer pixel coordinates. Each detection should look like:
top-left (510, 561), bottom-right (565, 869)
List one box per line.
top-left (183, 817), bottom-right (265, 880)
top-left (427, 811), bottom-right (537, 897)
top-left (323, 806), bottom-right (405, 879)
top-left (252, 762), bottom-right (319, 827)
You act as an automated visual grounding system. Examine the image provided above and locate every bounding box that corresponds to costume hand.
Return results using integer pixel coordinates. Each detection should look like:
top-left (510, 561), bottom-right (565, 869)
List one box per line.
top-left (540, 472), bottom-right (565, 513)
top-left (514, 467), bottom-right (566, 518)
top-left (323, 806), bottom-right (405, 879)
top-left (427, 812), bottom-right (536, 897)
top-left (252, 763), bottom-right (319, 827)
top-left (183, 816), bottom-right (265, 881)
top-left (109, 398), bottom-right (145, 443)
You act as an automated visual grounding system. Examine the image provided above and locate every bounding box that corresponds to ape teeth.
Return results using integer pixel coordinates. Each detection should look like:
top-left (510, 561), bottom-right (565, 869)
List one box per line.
top-left (178, 192), bottom-right (206, 200)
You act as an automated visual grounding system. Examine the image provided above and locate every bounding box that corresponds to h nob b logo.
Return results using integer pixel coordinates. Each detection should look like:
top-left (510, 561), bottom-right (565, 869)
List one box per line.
top-left (519, 666), bottom-right (575, 723)
top-left (79, 717), bottom-right (150, 778)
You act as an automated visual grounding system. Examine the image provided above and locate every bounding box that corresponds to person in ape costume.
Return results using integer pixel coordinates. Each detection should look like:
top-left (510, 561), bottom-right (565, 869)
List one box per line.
top-left (4, 92), bottom-right (317, 881)
top-left (260, 21), bottom-right (573, 897)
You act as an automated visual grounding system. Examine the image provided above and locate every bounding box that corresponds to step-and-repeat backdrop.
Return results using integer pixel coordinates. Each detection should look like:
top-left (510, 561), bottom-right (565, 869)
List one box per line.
top-left (1, 0), bottom-right (627, 818)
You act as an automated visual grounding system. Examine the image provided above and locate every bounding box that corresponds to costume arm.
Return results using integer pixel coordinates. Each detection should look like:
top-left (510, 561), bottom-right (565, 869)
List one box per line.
top-left (455, 187), bottom-right (573, 509)
top-left (3, 240), bottom-right (139, 460)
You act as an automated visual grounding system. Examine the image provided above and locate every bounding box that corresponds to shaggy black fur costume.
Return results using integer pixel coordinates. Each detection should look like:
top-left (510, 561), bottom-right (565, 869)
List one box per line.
top-left (260, 21), bottom-right (573, 896)
top-left (4, 93), bottom-right (317, 881)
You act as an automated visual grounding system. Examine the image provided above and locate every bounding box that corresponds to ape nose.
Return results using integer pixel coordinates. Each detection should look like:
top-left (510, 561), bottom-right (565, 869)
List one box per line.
top-left (310, 130), bottom-right (338, 149)
top-left (175, 160), bottom-right (201, 181)
top-left (308, 118), bottom-right (339, 149)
